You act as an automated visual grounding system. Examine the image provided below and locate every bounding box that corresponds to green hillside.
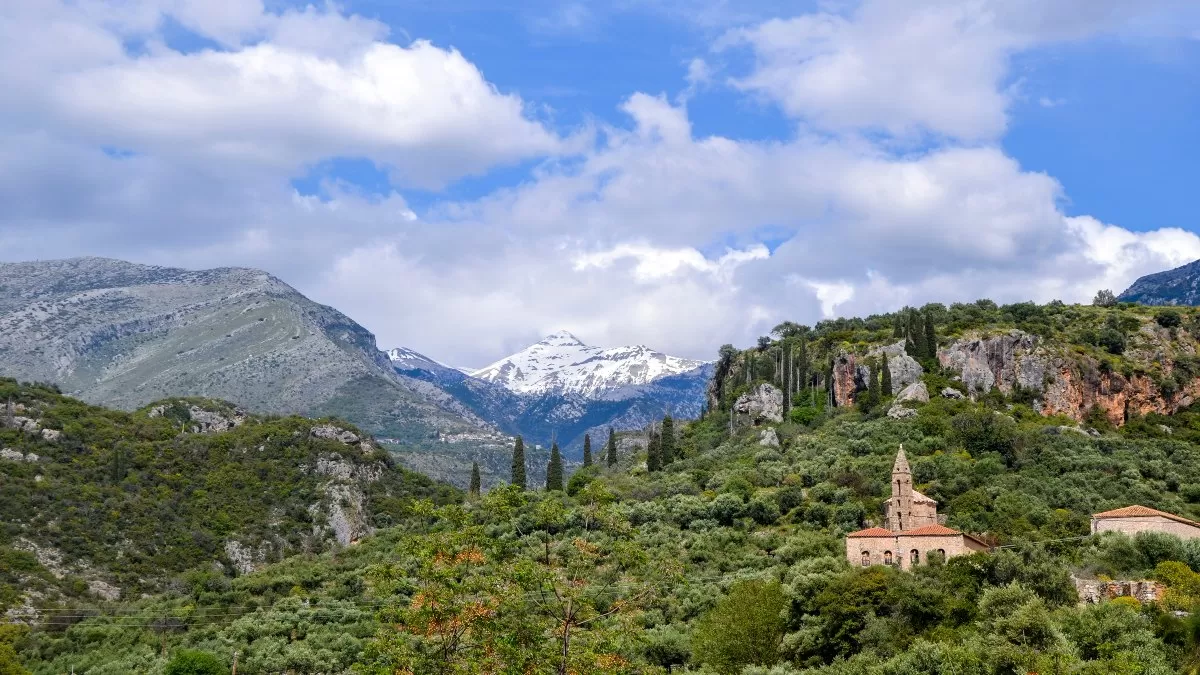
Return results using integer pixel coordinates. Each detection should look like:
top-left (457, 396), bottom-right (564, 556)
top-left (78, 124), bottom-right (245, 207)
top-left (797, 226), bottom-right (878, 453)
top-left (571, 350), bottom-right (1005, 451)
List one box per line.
top-left (9, 300), bottom-right (1200, 673)
top-left (0, 379), bottom-right (459, 614)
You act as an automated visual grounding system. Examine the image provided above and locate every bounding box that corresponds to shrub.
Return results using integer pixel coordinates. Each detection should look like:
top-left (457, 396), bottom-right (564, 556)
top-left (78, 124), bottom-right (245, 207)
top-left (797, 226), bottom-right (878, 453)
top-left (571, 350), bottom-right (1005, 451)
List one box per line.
top-left (164, 650), bottom-right (226, 675)
top-left (709, 493), bottom-right (744, 526)
top-left (692, 580), bottom-right (787, 674)
top-left (747, 494), bottom-right (781, 526)
top-left (1155, 310), bottom-right (1183, 329)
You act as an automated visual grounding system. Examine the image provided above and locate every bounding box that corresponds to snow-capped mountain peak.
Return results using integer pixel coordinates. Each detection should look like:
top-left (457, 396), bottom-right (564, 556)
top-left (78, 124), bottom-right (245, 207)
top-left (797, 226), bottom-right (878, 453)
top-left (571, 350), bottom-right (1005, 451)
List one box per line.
top-left (386, 347), bottom-right (443, 367)
top-left (471, 331), bottom-right (708, 398)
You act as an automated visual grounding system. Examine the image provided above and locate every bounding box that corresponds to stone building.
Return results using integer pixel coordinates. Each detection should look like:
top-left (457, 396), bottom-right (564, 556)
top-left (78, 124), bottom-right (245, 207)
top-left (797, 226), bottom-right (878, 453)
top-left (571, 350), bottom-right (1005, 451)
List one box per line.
top-left (1091, 505), bottom-right (1200, 540)
top-left (846, 447), bottom-right (988, 570)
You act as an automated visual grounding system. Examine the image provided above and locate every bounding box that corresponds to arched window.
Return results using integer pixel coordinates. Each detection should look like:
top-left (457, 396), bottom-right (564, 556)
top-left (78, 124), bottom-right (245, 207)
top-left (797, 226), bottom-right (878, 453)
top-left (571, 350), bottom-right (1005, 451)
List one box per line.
top-left (883, 551), bottom-right (893, 565)
top-left (861, 551), bottom-right (870, 567)
top-left (937, 548), bottom-right (946, 558)
top-left (910, 549), bottom-right (919, 565)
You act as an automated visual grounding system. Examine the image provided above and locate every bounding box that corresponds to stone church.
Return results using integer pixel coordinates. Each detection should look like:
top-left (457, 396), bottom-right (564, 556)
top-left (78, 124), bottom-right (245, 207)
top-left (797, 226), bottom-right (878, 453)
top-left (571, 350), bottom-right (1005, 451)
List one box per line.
top-left (845, 446), bottom-right (988, 570)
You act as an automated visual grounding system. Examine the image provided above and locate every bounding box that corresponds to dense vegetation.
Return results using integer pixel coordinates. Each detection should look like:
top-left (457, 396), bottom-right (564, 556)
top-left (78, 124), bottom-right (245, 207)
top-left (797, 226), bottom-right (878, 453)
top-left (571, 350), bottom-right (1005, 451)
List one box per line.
top-left (10, 301), bottom-right (1200, 673)
top-left (0, 379), bottom-right (458, 608)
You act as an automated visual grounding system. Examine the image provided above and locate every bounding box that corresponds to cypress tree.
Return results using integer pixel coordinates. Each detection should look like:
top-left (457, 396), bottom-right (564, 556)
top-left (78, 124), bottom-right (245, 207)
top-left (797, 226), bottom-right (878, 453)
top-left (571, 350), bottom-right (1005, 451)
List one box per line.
top-left (511, 436), bottom-right (527, 490)
top-left (881, 353), bottom-right (892, 396)
top-left (797, 339), bottom-right (808, 398)
top-left (469, 462), bottom-right (481, 497)
top-left (660, 416), bottom-right (676, 465)
top-left (862, 365), bottom-right (881, 411)
top-left (923, 312), bottom-right (938, 360)
top-left (906, 310), bottom-right (926, 359)
top-left (582, 434), bottom-right (593, 467)
top-left (893, 313), bottom-right (904, 338)
top-left (545, 443), bottom-right (564, 491)
top-left (646, 431), bottom-right (662, 472)
top-left (606, 428), bottom-right (618, 467)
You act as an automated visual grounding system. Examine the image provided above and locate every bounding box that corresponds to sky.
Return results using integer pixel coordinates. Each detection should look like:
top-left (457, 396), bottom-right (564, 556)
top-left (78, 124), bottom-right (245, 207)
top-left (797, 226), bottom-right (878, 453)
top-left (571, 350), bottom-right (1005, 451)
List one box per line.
top-left (2, 0), bottom-right (1200, 367)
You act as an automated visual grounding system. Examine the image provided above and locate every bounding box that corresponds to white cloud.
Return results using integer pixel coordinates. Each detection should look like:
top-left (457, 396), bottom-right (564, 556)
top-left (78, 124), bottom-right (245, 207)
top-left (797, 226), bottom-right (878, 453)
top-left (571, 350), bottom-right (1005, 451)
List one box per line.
top-left (2, 1), bottom-right (569, 190)
top-left (0, 0), bottom-right (1198, 367)
top-left (572, 242), bottom-right (769, 283)
top-left (718, 0), bottom-right (1197, 140)
top-left (804, 280), bottom-right (855, 318)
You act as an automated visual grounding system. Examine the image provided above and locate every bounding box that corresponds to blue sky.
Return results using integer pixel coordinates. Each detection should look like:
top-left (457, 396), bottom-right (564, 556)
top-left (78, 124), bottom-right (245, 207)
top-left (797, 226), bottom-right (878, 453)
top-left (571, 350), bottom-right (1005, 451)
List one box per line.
top-left (1, 0), bottom-right (1199, 364)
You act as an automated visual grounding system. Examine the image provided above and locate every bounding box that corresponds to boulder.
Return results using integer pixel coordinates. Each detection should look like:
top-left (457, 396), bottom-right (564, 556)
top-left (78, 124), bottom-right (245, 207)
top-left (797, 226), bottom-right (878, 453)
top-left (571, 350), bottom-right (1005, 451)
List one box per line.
top-left (758, 428), bottom-right (780, 447)
top-left (869, 341), bottom-right (925, 393)
top-left (941, 387), bottom-right (966, 400)
top-left (733, 384), bottom-right (784, 426)
top-left (887, 407), bottom-right (919, 420)
top-left (895, 381), bottom-right (929, 404)
top-left (311, 424), bottom-right (362, 445)
top-left (40, 428), bottom-right (61, 441)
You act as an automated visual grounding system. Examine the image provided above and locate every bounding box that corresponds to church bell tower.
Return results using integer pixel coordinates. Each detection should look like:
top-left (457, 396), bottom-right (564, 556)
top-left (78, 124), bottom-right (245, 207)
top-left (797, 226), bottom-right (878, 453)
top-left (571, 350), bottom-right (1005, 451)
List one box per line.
top-left (888, 445), bottom-right (914, 531)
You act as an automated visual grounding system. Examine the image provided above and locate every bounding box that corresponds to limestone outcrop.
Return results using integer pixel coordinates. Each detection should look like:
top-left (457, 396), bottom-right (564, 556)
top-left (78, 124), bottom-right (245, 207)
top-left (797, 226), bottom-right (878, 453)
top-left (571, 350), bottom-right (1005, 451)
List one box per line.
top-left (148, 402), bottom-right (247, 434)
top-left (869, 342), bottom-right (924, 394)
top-left (733, 384), bottom-right (784, 426)
top-left (938, 330), bottom-right (1046, 395)
top-left (832, 354), bottom-right (870, 407)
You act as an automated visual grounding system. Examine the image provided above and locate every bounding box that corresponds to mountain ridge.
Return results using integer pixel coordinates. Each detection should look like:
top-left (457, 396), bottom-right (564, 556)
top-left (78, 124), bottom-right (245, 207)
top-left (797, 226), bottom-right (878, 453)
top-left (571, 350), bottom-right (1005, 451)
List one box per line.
top-left (0, 257), bottom-right (509, 473)
top-left (1119, 258), bottom-right (1200, 306)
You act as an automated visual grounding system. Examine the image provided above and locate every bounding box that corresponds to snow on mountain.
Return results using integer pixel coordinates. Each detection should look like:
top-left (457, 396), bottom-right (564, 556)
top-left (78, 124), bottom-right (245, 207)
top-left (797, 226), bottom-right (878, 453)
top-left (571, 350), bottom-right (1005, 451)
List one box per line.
top-left (471, 330), bottom-right (708, 398)
top-left (386, 347), bottom-right (447, 370)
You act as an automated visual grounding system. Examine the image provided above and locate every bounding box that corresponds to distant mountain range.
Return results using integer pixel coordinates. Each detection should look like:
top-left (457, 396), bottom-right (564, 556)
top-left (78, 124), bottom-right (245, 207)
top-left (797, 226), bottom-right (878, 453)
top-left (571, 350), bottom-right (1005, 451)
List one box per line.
top-left (387, 331), bottom-right (713, 456)
top-left (1119, 259), bottom-right (1200, 306)
top-left (0, 257), bottom-right (711, 486)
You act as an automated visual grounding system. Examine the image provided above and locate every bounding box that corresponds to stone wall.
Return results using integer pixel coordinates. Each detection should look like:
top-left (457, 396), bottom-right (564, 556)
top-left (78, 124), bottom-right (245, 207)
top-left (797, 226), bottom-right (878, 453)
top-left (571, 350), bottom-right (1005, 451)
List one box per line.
top-left (1092, 515), bottom-right (1200, 540)
top-left (1074, 577), bottom-right (1163, 605)
top-left (846, 534), bottom-right (984, 571)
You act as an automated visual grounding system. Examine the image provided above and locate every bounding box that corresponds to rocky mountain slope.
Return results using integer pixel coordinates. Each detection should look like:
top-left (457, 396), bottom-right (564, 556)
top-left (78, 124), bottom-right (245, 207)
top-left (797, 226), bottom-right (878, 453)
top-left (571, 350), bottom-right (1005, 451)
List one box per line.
top-left (388, 332), bottom-right (713, 457)
top-left (1119, 258), bottom-right (1200, 305)
top-left (0, 258), bottom-right (510, 481)
top-left (0, 379), bottom-right (458, 612)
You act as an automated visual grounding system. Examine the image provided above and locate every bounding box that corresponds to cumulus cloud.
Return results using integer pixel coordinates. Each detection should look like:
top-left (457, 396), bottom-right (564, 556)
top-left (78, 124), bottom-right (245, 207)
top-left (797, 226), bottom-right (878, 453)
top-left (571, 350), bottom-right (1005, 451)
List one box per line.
top-left (718, 0), bottom-right (1196, 140)
top-left (0, 0), bottom-right (1198, 366)
top-left (2, 1), bottom-right (569, 189)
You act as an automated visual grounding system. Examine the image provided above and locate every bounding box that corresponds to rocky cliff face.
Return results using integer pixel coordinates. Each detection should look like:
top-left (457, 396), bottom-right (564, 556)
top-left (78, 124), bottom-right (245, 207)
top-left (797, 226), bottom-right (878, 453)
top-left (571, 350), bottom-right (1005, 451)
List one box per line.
top-left (937, 330), bottom-right (1048, 395)
top-left (937, 329), bottom-right (1200, 426)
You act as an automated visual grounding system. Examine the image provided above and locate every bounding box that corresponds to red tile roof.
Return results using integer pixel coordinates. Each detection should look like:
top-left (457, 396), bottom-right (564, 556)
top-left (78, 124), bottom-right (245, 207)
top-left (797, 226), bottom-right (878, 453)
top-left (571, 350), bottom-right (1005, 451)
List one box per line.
top-left (1093, 505), bottom-right (1200, 528)
top-left (847, 524), bottom-right (967, 538)
top-left (898, 524), bottom-right (963, 536)
top-left (846, 527), bottom-right (893, 538)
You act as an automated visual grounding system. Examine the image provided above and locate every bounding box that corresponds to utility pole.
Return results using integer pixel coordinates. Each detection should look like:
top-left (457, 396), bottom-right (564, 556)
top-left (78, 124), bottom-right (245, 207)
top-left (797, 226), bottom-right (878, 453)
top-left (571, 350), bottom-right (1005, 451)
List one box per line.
top-left (232, 650), bottom-right (240, 675)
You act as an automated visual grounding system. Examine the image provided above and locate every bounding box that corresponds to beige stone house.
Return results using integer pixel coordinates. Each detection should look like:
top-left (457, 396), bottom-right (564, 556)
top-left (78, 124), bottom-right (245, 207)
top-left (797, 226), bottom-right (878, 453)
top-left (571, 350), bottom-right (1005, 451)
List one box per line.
top-left (1091, 505), bottom-right (1200, 540)
top-left (846, 447), bottom-right (988, 570)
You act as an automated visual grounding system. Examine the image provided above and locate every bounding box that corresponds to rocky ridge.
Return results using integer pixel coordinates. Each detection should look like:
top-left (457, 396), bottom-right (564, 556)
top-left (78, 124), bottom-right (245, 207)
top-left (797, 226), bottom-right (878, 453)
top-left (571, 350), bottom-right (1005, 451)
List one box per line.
top-left (828, 326), bottom-right (1200, 427)
top-left (1119, 258), bottom-right (1200, 306)
top-left (0, 257), bottom-right (511, 480)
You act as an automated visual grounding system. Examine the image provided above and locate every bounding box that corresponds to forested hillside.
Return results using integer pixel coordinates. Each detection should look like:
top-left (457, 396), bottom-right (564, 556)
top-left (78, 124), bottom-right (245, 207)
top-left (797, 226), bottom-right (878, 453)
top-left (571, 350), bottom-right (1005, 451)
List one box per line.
top-left (11, 302), bottom-right (1200, 673)
top-left (0, 379), bottom-right (458, 618)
